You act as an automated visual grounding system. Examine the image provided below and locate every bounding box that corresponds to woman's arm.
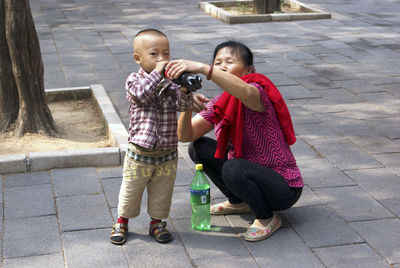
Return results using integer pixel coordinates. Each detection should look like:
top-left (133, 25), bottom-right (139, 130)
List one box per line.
top-left (166, 60), bottom-right (266, 112)
top-left (178, 111), bottom-right (213, 142)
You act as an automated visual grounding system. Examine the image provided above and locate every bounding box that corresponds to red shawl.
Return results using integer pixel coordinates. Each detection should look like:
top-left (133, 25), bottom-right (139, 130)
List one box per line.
top-left (212, 73), bottom-right (296, 159)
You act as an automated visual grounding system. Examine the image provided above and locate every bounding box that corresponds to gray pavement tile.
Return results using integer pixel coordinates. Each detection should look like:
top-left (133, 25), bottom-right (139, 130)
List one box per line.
top-left (51, 167), bottom-right (103, 197)
top-left (314, 186), bottom-right (394, 221)
top-left (366, 118), bottom-right (400, 139)
top-left (265, 73), bottom-right (299, 87)
top-left (313, 142), bottom-right (382, 170)
top-left (312, 88), bottom-right (362, 104)
top-left (4, 184), bottom-right (55, 219)
top-left (293, 98), bottom-right (345, 114)
top-left (3, 253), bottom-right (65, 268)
top-left (247, 227), bottom-right (324, 268)
top-left (382, 83), bottom-right (400, 98)
top-left (278, 85), bottom-right (320, 100)
top-left (345, 128), bottom-right (400, 154)
top-left (333, 61), bottom-right (377, 75)
top-left (293, 185), bottom-right (326, 207)
top-left (281, 205), bottom-right (364, 248)
top-left (124, 239), bottom-right (193, 268)
top-left (3, 215), bottom-right (61, 258)
top-left (294, 75), bottom-right (338, 90)
top-left (279, 65), bottom-right (319, 79)
top-left (345, 168), bottom-right (400, 200)
top-left (339, 102), bottom-right (391, 120)
top-left (169, 186), bottom-right (192, 220)
top-left (62, 229), bottom-right (128, 268)
top-left (96, 166), bottom-right (122, 179)
top-left (290, 138), bottom-right (320, 160)
top-left (297, 158), bottom-right (355, 188)
top-left (101, 177), bottom-right (121, 208)
top-left (332, 79), bottom-right (382, 93)
top-left (373, 153), bottom-right (400, 175)
top-left (299, 45), bottom-right (335, 56)
top-left (308, 63), bottom-right (357, 81)
top-left (295, 123), bottom-right (347, 145)
top-left (57, 194), bottom-right (113, 232)
top-left (381, 198), bottom-right (400, 218)
top-left (175, 158), bottom-right (194, 186)
top-left (314, 243), bottom-right (391, 268)
top-left (3, 171), bottom-right (50, 187)
top-left (317, 53), bottom-right (355, 64)
top-left (350, 219), bottom-right (400, 265)
top-left (314, 112), bottom-right (374, 136)
top-left (194, 255), bottom-right (259, 268)
top-left (288, 105), bottom-right (323, 125)
top-left (359, 91), bottom-right (400, 107)
top-left (173, 217), bottom-right (249, 260)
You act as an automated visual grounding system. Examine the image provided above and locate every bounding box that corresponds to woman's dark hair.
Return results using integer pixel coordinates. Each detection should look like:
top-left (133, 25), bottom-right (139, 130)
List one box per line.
top-left (212, 40), bottom-right (254, 67)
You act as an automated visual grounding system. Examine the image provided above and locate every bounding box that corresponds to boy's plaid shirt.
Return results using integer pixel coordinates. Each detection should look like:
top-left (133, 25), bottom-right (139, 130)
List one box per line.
top-left (126, 68), bottom-right (193, 150)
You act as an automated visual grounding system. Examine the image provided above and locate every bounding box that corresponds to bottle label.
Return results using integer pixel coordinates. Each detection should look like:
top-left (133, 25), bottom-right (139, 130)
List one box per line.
top-left (190, 189), bottom-right (210, 204)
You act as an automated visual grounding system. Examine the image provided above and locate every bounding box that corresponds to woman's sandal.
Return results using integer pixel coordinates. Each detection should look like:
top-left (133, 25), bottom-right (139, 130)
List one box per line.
top-left (149, 221), bottom-right (172, 243)
top-left (110, 223), bottom-right (128, 245)
top-left (244, 213), bottom-right (282, 242)
top-left (210, 202), bottom-right (252, 215)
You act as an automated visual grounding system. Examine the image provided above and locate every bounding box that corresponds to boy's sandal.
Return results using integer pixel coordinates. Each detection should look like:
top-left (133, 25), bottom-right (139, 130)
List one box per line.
top-left (210, 202), bottom-right (252, 215)
top-left (149, 221), bottom-right (172, 243)
top-left (110, 223), bottom-right (128, 245)
top-left (244, 213), bottom-right (282, 242)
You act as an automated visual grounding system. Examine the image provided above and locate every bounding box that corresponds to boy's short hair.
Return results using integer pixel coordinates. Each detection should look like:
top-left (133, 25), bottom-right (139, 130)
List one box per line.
top-left (135, 28), bottom-right (167, 38)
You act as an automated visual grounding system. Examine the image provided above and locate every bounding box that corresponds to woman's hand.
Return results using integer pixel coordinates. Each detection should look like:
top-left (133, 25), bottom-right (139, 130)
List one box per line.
top-left (165, 60), bottom-right (208, 79)
top-left (191, 94), bottom-right (209, 113)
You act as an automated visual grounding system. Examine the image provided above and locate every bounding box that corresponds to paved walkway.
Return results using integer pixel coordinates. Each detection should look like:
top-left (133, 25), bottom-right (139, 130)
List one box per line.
top-left (1, 0), bottom-right (400, 267)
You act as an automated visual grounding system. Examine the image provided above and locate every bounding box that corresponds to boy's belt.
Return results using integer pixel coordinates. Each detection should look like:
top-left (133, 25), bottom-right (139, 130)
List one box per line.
top-left (127, 147), bottom-right (177, 165)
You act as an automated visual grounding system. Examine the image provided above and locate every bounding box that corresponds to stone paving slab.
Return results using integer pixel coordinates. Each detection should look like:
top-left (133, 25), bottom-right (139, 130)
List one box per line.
top-left (52, 167), bottom-right (103, 197)
top-left (350, 219), bottom-right (400, 265)
top-left (345, 168), bottom-right (400, 200)
top-left (124, 239), bottom-right (193, 268)
top-left (4, 184), bottom-right (55, 219)
top-left (297, 158), bottom-right (355, 188)
top-left (3, 253), bottom-right (65, 268)
top-left (57, 194), bottom-right (113, 232)
top-left (313, 244), bottom-right (391, 268)
top-left (62, 229), bottom-right (128, 268)
top-left (3, 216), bottom-right (61, 259)
top-left (246, 227), bottom-right (324, 268)
top-left (314, 186), bottom-right (394, 221)
top-left (313, 142), bottom-right (383, 170)
top-left (281, 205), bottom-right (364, 248)
top-left (2, 171), bottom-right (50, 188)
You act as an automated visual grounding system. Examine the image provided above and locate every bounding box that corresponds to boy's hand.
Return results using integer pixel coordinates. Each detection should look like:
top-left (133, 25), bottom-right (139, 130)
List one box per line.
top-left (155, 61), bottom-right (169, 76)
top-left (191, 94), bottom-right (209, 113)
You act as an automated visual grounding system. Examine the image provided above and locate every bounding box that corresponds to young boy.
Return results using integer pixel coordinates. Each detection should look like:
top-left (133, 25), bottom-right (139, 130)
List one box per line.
top-left (110, 29), bottom-right (193, 245)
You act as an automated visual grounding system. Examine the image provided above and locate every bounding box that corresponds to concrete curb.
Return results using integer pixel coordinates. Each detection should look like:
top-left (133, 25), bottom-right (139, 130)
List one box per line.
top-left (0, 85), bottom-right (128, 174)
top-left (199, 0), bottom-right (331, 24)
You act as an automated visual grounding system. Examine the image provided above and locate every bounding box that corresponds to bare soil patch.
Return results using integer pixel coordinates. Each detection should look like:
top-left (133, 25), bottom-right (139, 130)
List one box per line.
top-left (0, 96), bottom-right (112, 156)
top-left (222, 2), bottom-right (305, 15)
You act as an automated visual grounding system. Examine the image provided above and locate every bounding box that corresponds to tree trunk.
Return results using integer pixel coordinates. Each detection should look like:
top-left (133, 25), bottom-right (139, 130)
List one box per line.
top-left (0, 0), bottom-right (59, 137)
top-left (0, 0), bottom-right (18, 132)
top-left (254, 0), bottom-right (281, 14)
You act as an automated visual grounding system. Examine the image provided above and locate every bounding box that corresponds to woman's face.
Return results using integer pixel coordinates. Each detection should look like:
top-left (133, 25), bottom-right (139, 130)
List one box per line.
top-left (213, 47), bottom-right (252, 77)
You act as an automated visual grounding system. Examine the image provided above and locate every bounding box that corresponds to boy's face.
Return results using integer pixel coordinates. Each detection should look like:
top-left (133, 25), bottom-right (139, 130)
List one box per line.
top-left (133, 34), bottom-right (170, 74)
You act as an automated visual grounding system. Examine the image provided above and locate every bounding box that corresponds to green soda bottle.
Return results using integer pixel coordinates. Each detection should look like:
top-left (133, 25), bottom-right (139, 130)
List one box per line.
top-left (190, 164), bottom-right (211, 230)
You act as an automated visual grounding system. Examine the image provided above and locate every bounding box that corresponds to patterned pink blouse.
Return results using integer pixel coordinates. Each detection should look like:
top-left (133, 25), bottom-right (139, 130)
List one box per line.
top-left (199, 83), bottom-right (303, 188)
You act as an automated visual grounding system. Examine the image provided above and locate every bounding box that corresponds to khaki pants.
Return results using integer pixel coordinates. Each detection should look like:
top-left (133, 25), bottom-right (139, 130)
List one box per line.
top-left (117, 144), bottom-right (178, 219)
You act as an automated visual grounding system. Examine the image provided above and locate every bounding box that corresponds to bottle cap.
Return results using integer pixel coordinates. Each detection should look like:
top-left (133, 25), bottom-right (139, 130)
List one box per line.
top-left (195, 164), bottom-right (203, 170)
